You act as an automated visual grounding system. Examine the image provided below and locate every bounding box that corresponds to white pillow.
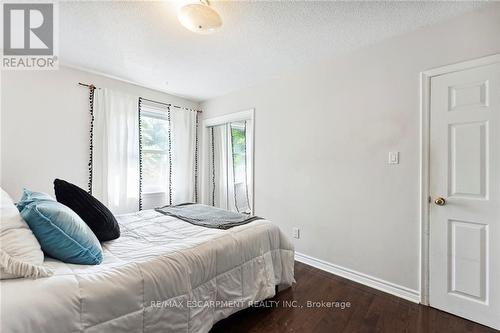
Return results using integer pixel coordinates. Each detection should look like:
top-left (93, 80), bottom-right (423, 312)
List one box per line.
top-left (0, 188), bottom-right (52, 279)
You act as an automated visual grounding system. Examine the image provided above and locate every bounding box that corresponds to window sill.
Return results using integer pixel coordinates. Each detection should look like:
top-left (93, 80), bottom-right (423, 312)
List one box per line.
top-left (142, 191), bottom-right (167, 196)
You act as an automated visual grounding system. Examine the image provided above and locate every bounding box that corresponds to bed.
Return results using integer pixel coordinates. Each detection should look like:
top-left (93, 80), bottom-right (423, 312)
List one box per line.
top-left (0, 210), bottom-right (295, 333)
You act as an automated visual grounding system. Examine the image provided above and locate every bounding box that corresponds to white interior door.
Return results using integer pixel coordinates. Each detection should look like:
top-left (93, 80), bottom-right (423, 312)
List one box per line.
top-left (429, 61), bottom-right (500, 329)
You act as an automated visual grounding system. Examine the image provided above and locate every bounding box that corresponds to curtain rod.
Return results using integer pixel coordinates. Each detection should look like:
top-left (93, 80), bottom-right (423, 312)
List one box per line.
top-left (78, 82), bottom-right (202, 113)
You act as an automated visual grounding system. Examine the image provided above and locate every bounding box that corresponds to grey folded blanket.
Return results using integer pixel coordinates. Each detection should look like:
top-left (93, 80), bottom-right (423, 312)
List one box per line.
top-left (155, 203), bottom-right (262, 229)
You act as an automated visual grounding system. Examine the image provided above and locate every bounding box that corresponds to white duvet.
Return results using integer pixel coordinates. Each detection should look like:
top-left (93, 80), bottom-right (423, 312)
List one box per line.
top-left (0, 210), bottom-right (295, 333)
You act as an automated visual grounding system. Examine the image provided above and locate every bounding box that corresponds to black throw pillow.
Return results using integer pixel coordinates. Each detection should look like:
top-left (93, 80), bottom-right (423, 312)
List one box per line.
top-left (54, 179), bottom-right (120, 241)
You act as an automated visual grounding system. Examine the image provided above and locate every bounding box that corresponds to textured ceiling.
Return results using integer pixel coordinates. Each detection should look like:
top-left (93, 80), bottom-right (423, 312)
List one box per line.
top-left (60, 1), bottom-right (486, 102)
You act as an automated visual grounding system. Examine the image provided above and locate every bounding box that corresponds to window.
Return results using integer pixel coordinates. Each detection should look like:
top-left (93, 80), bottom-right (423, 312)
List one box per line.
top-left (139, 98), bottom-right (199, 209)
top-left (141, 111), bottom-right (169, 194)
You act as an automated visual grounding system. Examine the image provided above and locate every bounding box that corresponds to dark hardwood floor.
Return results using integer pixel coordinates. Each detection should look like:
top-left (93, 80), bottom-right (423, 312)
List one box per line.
top-left (211, 261), bottom-right (498, 333)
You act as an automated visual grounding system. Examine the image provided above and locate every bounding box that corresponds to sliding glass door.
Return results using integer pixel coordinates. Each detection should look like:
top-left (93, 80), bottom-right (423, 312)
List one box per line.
top-left (206, 115), bottom-right (253, 214)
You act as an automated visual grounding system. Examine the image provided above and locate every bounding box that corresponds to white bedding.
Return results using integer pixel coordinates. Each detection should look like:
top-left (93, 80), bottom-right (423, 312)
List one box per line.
top-left (0, 210), bottom-right (295, 333)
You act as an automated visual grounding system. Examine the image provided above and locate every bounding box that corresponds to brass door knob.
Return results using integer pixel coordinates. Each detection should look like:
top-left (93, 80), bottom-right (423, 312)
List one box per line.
top-left (434, 197), bottom-right (446, 206)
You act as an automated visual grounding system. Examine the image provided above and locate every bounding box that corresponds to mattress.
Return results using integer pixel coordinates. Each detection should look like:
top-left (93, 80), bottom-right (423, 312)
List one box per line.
top-left (0, 210), bottom-right (295, 333)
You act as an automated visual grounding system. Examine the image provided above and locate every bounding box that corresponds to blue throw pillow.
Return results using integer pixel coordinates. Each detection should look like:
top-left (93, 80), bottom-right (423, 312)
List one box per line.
top-left (16, 188), bottom-right (55, 211)
top-left (19, 199), bottom-right (103, 265)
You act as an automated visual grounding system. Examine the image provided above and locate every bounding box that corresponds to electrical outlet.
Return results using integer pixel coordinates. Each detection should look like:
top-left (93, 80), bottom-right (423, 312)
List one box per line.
top-left (388, 151), bottom-right (399, 164)
top-left (293, 227), bottom-right (300, 239)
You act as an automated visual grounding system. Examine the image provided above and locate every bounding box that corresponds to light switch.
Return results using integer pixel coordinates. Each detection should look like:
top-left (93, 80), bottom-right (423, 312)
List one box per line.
top-left (388, 152), bottom-right (399, 164)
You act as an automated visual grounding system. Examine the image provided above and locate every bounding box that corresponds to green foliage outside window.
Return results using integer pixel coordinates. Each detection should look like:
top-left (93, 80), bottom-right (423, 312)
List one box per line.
top-left (231, 123), bottom-right (246, 184)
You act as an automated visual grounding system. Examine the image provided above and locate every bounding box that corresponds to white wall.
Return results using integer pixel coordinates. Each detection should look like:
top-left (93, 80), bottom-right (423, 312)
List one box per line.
top-left (0, 66), bottom-right (198, 200)
top-left (201, 5), bottom-right (500, 292)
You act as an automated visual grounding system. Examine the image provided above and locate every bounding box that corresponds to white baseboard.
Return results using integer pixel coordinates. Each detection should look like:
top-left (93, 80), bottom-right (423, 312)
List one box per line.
top-left (294, 252), bottom-right (420, 304)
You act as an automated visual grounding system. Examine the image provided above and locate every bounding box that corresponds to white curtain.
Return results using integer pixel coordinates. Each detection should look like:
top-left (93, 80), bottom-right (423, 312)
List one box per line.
top-left (92, 88), bottom-right (140, 214)
top-left (170, 108), bottom-right (198, 204)
top-left (209, 125), bottom-right (228, 209)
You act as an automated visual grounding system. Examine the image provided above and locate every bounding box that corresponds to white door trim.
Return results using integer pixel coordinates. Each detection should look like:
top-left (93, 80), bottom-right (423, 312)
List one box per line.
top-left (203, 109), bottom-right (254, 127)
top-left (419, 53), bottom-right (500, 305)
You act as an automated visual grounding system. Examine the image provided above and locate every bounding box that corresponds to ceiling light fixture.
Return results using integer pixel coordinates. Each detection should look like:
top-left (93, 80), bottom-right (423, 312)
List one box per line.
top-left (178, 0), bottom-right (222, 34)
